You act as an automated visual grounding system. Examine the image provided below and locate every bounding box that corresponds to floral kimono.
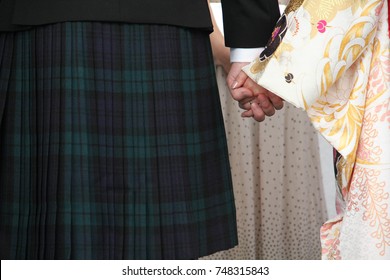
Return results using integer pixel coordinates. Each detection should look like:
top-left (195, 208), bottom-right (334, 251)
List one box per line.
top-left (244, 0), bottom-right (390, 259)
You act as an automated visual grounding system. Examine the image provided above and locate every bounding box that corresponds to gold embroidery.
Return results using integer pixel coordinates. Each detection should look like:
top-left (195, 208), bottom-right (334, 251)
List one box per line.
top-left (250, 58), bottom-right (268, 73)
top-left (284, 0), bottom-right (305, 15)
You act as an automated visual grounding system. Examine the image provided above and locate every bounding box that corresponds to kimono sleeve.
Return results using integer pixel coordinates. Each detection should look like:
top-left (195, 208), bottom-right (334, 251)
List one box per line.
top-left (243, 0), bottom-right (388, 158)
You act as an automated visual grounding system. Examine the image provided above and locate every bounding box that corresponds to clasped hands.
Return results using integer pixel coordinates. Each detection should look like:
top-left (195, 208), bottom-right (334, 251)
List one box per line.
top-left (227, 62), bottom-right (284, 122)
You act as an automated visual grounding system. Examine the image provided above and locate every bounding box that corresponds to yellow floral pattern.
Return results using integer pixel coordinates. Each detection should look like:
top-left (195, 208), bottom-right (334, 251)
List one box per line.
top-left (244, 0), bottom-right (390, 259)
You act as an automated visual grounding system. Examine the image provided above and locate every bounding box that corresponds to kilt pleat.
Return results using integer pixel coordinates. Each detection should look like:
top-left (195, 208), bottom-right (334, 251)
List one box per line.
top-left (0, 22), bottom-right (237, 259)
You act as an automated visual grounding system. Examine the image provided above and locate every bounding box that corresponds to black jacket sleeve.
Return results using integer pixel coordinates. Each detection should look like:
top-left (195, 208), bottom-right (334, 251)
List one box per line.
top-left (221, 0), bottom-right (280, 48)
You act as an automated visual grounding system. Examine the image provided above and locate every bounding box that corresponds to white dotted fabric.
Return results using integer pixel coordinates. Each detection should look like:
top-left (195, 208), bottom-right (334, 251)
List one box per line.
top-left (202, 67), bottom-right (329, 259)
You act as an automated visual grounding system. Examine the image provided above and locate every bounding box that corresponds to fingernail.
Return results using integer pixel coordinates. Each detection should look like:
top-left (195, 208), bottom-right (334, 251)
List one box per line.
top-left (231, 81), bottom-right (238, 89)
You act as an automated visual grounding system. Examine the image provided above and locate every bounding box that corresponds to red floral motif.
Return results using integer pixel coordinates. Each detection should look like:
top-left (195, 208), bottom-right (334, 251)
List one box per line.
top-left (348, 109), bottom-right (390, 256)
top-left (369, 38), bottom-right (390, 127)
top-left (375, 1), bottom-right (384, 16)
top-left (349, 166), bottom-right (390, 256)
top-left (317, 20), bottom-right (328, 33)
top-left (320, 220), bottom-right (342, 260)
top-left (271, 26), bottom-right (281, 42)
top-left (292, 16), bottom-right (300, 36)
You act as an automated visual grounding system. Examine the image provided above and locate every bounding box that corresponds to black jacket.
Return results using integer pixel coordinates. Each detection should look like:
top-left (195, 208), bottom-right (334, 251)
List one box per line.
top-left (0, 0), bottom-right (212, 32)
top-left (221, 0), bottom-right (280, 48)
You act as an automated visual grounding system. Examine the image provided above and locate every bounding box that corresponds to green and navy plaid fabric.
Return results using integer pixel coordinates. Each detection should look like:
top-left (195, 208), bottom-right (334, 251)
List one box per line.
top-left (0, 22), bottom-right (237, 259)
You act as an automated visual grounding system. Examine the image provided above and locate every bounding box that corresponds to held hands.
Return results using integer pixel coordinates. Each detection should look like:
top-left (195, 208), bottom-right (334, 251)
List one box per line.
top-left (227, 62), bottom-right (284, 122)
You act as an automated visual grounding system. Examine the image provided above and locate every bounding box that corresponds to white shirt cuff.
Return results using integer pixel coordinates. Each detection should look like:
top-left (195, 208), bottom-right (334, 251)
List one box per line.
top-left (230, 47), bottom-right (264, 63)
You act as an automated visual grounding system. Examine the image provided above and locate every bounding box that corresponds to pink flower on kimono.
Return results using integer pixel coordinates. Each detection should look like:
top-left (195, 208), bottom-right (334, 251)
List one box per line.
top-left (271, 26), bottom-right (281, 42)
top-left (375, 1), bottom-right (384, 16)
top-left (317, 20), bottom-right (328, 33)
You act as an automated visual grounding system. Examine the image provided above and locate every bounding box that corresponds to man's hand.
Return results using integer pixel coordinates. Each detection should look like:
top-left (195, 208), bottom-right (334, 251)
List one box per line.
top-left (227, 62), bottom-right (284, 122)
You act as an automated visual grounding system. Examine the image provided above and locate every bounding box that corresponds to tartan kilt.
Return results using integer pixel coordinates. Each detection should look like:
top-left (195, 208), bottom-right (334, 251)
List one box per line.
top-left (0, 22), bottom-right (237, 259)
